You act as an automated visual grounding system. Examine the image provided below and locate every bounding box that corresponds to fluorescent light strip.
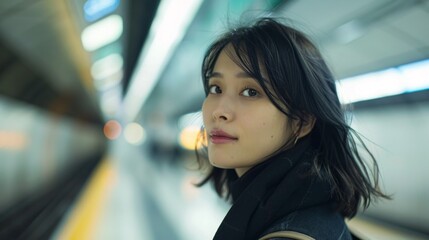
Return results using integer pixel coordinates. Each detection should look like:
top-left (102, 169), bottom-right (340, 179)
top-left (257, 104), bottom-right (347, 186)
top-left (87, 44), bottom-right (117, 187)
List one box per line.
top-left (336, 59), bottom-right (429, 104)
top-left (91, 53), bottom-right (123, 80)
top-left (81, 14), bottom-right (123, 51)
top-left (93, 70), bottom-right (123, 91)
top-left (399, 59), bottom-right (429, 92)
top-left (123, 0), bottom-right (203, 121)
top-left (100, 86), bottom-right (122, 117)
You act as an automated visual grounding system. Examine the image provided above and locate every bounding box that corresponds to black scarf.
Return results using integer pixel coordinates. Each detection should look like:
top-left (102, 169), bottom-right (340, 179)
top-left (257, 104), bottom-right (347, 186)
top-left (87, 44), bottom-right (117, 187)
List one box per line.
top-left (213, 138), bottom-right (333, 240)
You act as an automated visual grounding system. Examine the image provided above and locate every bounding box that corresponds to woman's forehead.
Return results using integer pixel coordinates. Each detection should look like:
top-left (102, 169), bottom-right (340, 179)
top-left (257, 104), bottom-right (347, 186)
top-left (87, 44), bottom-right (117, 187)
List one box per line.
top-left (218, 44), bottom-right (270, 80)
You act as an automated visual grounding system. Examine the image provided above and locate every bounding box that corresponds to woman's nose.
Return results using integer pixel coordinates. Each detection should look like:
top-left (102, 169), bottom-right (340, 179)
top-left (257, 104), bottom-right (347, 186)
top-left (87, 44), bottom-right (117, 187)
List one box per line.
top-left (212, 98), bottom-right (234, 122)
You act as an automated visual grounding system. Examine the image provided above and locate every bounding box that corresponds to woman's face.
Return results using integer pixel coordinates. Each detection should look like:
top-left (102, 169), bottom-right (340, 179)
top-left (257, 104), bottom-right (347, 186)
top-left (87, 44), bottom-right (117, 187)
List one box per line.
top-left (202, 48), bottom-right (292, 176)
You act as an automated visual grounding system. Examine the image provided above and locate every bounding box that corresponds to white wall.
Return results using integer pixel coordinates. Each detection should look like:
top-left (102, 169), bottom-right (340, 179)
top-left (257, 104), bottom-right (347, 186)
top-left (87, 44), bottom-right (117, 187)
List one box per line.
top-left (352, 100), bottom-right (429, 231)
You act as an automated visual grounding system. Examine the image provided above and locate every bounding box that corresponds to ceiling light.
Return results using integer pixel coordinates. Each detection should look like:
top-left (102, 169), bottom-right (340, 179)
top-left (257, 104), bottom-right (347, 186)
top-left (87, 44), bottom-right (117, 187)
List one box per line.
top-left (100, 87), bottom-right (122, 117)
top-left (91, 53), bottom-right (123, 80)
top-left (93, 70), bottom-right (123, 91)
top-left (123, 0), bottom-right (203, 121)
top-left (399, 59), bottom-right (429, 92)
top-left (103, 120), bottom-right (122, 140)
top-left (337, 69), bottom-right (403, 104)
top-left (81, 14), bottom-right (123, 51)
top-left (124, 122), bottom-right (146, 145)
top-left (84, 0), bottom-right (120, 22)
top-left (336, 59), bottom-right (429, 104)
top-left (179, 125), bottom-right (202, 150)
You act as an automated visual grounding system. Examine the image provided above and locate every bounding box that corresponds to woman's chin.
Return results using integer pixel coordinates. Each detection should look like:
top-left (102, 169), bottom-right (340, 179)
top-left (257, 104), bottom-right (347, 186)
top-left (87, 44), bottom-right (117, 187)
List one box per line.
top-left (209, 159), bottom-right (235, 170)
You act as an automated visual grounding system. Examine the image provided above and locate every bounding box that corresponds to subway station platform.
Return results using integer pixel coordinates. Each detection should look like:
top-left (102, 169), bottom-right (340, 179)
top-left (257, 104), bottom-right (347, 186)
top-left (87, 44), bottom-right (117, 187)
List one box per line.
top-left (49, 136), bottom-right (429, 240)
top-left (51, 137), bottom-right (228, 240)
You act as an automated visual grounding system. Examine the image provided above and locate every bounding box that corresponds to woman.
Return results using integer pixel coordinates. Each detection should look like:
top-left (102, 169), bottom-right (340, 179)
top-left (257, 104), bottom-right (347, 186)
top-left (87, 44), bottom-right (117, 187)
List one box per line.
top-left (196, 17), bottom-right (389, 240)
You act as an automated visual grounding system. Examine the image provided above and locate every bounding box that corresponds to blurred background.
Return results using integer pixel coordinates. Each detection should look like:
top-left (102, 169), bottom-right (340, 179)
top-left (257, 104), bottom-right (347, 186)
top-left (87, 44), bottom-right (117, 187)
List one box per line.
top-left (0, 0), bottom-right (428, 239)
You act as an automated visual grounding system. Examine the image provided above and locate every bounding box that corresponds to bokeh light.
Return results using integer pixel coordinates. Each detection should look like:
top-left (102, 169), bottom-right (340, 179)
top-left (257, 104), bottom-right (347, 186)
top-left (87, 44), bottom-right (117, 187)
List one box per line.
top-left (179, 125), bottom-right (202, 150)
top-left (124, 122), bottom-right (145, 145)
top-left (0, 131), bottom-right (27, 150)
top-left (103, 120), bottom-right (122, 140)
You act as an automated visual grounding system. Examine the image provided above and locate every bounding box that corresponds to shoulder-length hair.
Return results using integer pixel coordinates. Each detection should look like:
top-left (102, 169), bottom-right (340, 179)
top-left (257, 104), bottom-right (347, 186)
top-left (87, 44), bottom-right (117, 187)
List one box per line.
top-left (195, 17), bottom-right (389, 218)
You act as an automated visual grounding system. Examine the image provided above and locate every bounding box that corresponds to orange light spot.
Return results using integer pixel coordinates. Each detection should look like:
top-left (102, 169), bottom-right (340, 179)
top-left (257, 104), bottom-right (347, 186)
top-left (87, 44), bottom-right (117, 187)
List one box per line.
top-left (179, 126), bottom-right (204, 150)
top-left (103, 120), bottom-right (121, 140)
top-left (0, 131), bottom-right (27, 150)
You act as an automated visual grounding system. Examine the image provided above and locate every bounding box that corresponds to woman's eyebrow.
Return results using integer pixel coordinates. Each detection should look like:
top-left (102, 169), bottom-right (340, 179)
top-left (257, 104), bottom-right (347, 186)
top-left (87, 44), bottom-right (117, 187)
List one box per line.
top-left (209, 71), bottom-right (252, 78)
top-left (236, 72), bottom-right (252, 78)
top-left (208, 72), bottom-right (223, 78)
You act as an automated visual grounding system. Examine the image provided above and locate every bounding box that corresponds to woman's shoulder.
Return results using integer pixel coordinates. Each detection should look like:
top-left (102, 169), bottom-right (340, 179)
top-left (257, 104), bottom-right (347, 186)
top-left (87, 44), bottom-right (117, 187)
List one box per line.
top-left (260, 204), bottom-right (352, 240)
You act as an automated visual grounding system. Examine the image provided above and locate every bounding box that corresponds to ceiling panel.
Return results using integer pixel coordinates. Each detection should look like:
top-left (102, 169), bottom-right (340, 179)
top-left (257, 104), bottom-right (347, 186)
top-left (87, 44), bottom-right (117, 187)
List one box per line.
top-left (275, 0), bottom-right (429, 79)
top-left (0, 0), bottom-right (101, 123)
top-left (321, 43), bottom-right (372, 79)
top-left (1, 0), bottom-right (159, 123)
top-left (333, 23), bottom-right (423, 78)
top-left (0, 0), bottom-right (84, 93)
top-left (277, 0), bottom-right (385, 35)
top-left (384, 6), bottom-right (429, 49)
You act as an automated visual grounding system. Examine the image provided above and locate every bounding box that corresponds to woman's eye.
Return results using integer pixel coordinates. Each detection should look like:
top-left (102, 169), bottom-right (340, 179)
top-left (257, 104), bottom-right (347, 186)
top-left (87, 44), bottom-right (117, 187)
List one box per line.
top-left (208, 85), bottom-right (221, 94)
top-left (242, 88), bottom-right (259, 97)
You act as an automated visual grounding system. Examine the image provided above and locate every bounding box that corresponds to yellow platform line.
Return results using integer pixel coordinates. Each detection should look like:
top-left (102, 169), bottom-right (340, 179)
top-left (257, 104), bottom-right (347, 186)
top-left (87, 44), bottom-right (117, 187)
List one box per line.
top-left (57, 157), bottom-right (116, 240)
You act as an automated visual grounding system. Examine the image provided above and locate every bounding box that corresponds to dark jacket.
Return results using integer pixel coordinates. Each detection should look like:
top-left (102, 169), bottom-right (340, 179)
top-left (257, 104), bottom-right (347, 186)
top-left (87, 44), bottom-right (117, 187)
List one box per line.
top-left (213, 138), bottom-right (355, 239)
top-left (259, 204), bottom-right (352, 240)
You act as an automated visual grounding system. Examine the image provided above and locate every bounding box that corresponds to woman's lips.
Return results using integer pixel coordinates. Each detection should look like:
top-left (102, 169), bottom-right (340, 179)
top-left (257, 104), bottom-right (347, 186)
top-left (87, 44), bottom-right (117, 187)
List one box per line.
top-left (209, 129), bottom-right (238, 144)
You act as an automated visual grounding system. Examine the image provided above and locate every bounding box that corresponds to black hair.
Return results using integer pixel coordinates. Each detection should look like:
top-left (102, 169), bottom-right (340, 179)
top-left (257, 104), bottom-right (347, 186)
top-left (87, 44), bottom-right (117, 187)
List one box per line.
top-left (195, 17), bottom-right (389, 218)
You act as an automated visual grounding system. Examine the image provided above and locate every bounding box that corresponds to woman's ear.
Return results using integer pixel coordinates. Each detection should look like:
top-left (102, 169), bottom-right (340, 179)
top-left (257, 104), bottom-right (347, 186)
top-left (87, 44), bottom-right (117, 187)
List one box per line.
top-left (295, 115), bottom-right (316, 138)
